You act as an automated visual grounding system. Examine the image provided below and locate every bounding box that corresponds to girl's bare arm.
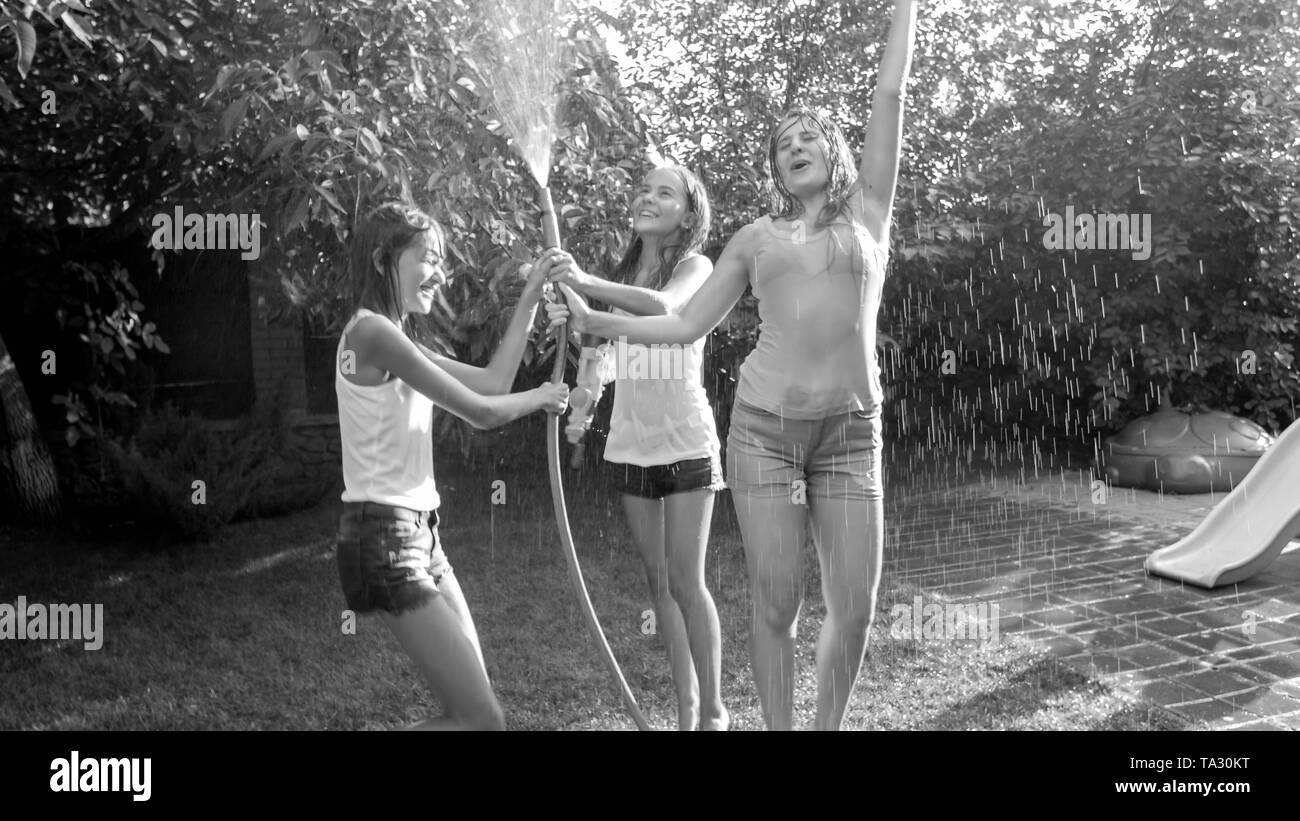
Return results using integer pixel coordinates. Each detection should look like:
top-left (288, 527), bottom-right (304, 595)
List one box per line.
top-left (348, 316), bottom-right (566, 429)
top-left (852, 0), bottom-right (918, 245)
top-left (555, 226), bottom-right (755, 345)
top-left (414, 263), bottom-right (548, 395)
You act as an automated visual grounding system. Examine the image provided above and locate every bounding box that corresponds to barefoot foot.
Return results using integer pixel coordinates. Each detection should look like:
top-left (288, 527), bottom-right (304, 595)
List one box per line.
top-left (699, 708), bottom-right (730, 731)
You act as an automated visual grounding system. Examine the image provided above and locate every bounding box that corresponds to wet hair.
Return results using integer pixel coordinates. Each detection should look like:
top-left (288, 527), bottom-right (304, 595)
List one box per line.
top-left (765, 106), bottom-right (886, 286)
top-left (608, 165), bottom-right (712, 292)
top-left (765, 105), bottom-right (857, 229)
top-left (348, 201), bottom-right (444, 330)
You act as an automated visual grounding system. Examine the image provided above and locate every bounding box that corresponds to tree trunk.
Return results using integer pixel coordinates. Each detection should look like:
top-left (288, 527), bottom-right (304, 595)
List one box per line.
top-left (0, 328), bottom-right (62, 522)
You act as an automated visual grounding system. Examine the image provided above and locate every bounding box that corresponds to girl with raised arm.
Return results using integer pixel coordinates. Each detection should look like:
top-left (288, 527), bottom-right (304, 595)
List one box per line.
top-left (547, 1), bottom-right (917, 730)
top-left (537, 165), bottom-right (729, 730)
top-left (336, 202), bottom-right (568, 730)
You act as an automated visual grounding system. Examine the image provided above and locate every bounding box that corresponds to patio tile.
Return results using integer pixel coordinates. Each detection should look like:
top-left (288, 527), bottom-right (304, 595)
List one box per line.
top-left (1173, 669), bottom-right (1259, 698)
top-left (1071, 653), bottom-right (1127, 675)
top-left (1218, 664), bottom-right (1281, 685)
top-left (1131, 677), bottom-right (1206, 706)
top-left (1161, 602), bottom-right (1211, 616)
top-left (1116, 642), bottom-right (1189, 669)
top-left (1232, 687), bottom-right (1300, 718)
top-left (1184, 610), bottom-right (1252, 631)
top-left (1169, 698), bottom-right (1245, 722)
top-left (1083, 628), bottom-right (1145, 652)
top-left (1271, 677), bottom-right (1300, 699)
top-left (1226, 719), bottom-right (1287, 731)
top-left (1025, 607), bottom-right (1091, 628)
top-left (1177, 630), bottom-right (1253, 653)
top-left (1139, 616), bottom-right (1202, 638)
top-left (1090, 597), bottom-right (1163, 617)
top-left (1041, 635), bottom-right (1088, 656)
top-left (1270, 711), bottom-right (1300, 730)
top-left (1242, 654), bottom-right (1300, 679)
top-left (1222, 644), bottom-right (1277, 661)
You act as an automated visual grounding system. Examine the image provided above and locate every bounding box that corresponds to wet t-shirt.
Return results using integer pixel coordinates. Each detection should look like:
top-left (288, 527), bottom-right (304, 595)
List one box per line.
top-left (735, 214), bottom-right (888, 419)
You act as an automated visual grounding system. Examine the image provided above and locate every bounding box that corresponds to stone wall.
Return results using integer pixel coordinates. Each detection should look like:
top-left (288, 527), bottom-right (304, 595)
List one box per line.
top-left (285, 414), bottom-right (343, 483)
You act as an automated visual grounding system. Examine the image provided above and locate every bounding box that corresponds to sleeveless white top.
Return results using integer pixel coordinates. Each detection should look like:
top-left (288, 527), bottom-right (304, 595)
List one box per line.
top-left (336, 309), bottom-right (440, 511)
top-left (604, 255), bottom-right (720, 467)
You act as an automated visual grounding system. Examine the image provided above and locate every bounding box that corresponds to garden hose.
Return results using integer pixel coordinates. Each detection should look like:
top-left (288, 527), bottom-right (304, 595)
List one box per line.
top-left (538, 186), bottom-right (651, 731)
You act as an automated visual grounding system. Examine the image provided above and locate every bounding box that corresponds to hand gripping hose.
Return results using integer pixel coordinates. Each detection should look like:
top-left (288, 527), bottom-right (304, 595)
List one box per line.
top-left (538, 186), bottom-right (651, 731)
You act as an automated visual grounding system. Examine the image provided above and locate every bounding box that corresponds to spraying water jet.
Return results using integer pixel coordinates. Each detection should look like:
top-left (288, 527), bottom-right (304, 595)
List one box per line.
top-left (467, 0), bottom-right (650, 731)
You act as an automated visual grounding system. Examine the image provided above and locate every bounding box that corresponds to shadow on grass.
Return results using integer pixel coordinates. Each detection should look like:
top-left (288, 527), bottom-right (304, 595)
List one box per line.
top-left (0, 447), bottom-right (1191, 731)
top-left (909, 650), bottom-right (1191, 731)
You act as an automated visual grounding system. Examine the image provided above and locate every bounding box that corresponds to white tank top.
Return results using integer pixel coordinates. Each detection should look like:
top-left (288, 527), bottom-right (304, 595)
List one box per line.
top-left (336, 309), bottom-right (440, 511)
top-left (603, 255), bottom-right (720, 467)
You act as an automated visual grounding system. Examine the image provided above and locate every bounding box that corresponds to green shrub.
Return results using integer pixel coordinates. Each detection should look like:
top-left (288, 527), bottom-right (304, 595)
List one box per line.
top-left (103, 404), bottom-right (283, 542)
top-left (53, 436), bottom-right (133, 533)
top-left (235, 472), bottom-right (337, 521)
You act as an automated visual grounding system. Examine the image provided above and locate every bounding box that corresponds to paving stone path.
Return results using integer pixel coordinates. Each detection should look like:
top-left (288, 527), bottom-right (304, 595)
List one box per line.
top-left (886, 466), bottom-right (1300, 730)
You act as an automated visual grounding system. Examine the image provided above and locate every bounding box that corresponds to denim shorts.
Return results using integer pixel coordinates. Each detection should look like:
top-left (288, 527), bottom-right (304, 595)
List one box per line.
top-left (612, 455), bottom-right (726, 499)
top-left (336, 502), bottom-right (453, 615)
top-left (726, 399), bottom-right (884, 501)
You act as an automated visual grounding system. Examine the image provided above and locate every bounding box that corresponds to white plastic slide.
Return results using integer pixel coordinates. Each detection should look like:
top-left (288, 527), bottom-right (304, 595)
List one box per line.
top-left (1145, 418), bottom-right (1300, 588)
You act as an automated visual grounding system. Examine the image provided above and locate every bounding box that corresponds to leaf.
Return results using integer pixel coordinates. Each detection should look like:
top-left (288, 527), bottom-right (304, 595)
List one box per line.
top-left (283, 192), bottom-right (310, 236)
top-left (213, 65), bottom-right (237, 95)
top-left (300, 20), bottom-right (322, 47)
top-left (295, 124), bottom-right (310, 140)
top-left (314, 184), bottom-right (343, 213)
top-left (0, 76), bottom-right (19, 109)
top-left (59, 10), bottom-right (94, 48)
top-left (153, 338), bottom-right (171, 354)
top-left (14, 21), bottom-right (35, 79)
top-left (359, 126), bottom-right (382, 157)
top-left (255, 131), bottom-right (295, 163)
top-left (219, 95), bottom-right (250, 141)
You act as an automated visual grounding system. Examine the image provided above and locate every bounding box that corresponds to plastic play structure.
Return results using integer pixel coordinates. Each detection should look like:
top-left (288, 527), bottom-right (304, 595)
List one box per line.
top-left (1145, 418), bottom-right (1300, 588)
top-left (1102, 408), bottom-right (1274, 494)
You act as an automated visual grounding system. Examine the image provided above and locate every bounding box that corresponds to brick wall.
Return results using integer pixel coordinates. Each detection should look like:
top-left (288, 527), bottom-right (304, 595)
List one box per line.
top-left (248, 277), bottom-right (308, 414)
top-left (247, 276), bottom-right (341, 480)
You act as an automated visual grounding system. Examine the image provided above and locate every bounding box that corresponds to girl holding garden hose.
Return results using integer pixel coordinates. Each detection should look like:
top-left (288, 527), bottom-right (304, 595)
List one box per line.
top-left (547, 0), bottom-right (918, 730)
top-left (537, 165), bottom-right (729, 731)
top-left (336, 201), bottom-right (567, 730)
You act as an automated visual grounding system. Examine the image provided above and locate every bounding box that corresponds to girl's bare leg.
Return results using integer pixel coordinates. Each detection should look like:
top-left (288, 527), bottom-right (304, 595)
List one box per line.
top-left (623, 493), bottom-right (699, 730)
top-left (663, 489), bottom-right (728, 730)
top-left (435, 570), bottom-right (487, 675)
top-left (378, 592), bottom-right (505, 731)
top-left (809, 495), bottom-right (883, 730)
top-left (733, 492), bottom-right (807, 731)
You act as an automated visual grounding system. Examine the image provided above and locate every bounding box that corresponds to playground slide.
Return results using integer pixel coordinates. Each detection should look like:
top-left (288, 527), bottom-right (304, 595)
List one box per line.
top-left (1145, 418), bottom-right (1300, 588)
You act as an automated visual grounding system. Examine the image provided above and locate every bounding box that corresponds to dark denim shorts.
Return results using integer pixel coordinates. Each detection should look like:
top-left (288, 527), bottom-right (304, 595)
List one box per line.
top-left (336, 502), bottom-right (453, 616)
top-left (726, 399), bottom-right (884, 501)
top-left (612, 455), bottom-right (726, 500)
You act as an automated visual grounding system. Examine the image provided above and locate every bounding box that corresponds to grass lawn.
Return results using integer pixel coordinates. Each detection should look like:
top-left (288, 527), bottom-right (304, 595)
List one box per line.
top-left (0, 446), bottom-right (1196, 731)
